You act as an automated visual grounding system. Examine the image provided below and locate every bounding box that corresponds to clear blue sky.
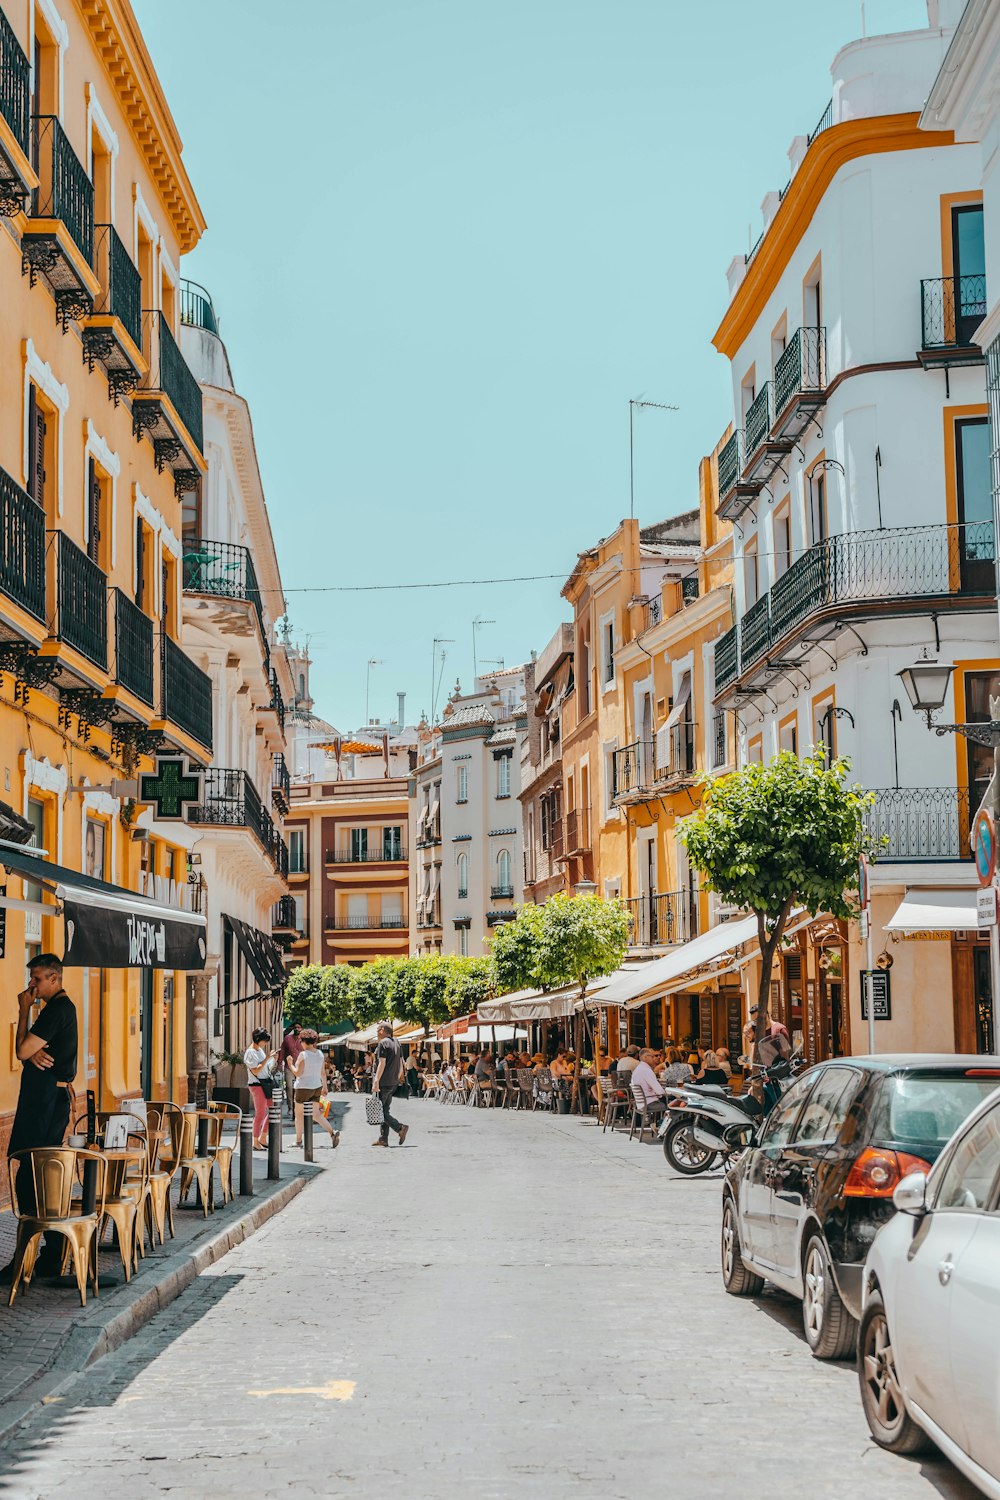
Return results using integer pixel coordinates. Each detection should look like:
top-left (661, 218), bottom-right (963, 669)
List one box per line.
top-left (134, 0), bottom-right (926, 730)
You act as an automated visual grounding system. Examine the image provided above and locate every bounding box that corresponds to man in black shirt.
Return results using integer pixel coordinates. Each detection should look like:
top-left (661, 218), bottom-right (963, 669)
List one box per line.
top-left (1, 954), bottom-right (79, 1278)
top-left (371, 1022), bottom-right (409, 1148)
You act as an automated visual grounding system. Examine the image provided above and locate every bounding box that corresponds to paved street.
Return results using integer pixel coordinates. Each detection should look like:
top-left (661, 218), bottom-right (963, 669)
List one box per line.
top-left (0, 1102), bottom-right (979, 1500)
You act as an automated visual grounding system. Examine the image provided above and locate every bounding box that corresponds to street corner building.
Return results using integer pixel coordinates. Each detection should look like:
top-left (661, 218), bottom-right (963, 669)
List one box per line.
top-left (0, 0), bottom-right (293, 1182)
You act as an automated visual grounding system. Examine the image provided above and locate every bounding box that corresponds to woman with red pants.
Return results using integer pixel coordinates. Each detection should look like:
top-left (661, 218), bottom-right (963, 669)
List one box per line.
top-left (244, 1028), bottom-right (279, 1149)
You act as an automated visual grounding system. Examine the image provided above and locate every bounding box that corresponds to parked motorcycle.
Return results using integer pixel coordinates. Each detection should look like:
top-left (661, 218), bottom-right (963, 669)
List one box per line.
top-left (659, 1054), bottom-right (801, 1175)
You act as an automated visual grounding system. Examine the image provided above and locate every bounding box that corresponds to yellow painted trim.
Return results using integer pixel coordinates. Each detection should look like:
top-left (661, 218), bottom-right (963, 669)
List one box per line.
top-left (778, 709), bottom-right (798, 756)
top-left (943, 403), bottom-right (989, 590)
top-left (714, 115), bottom-right (955, 359)
top-left (811, 686), bottom-right (836, 759)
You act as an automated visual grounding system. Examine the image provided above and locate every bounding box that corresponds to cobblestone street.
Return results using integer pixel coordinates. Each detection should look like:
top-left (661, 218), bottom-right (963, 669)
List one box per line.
top-left (0, 1103), bottom-right (980, 1500)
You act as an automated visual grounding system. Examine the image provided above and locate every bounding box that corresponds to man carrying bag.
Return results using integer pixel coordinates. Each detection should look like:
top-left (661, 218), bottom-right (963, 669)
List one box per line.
top-left (370, 1022), bottom-right (410, 1149)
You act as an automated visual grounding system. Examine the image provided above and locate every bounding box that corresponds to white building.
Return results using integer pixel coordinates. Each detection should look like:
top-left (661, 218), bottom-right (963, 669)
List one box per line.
top-left (143, 281), bottom-right (293, 1069)
top-left (712, 1), bottom-right (998, 1054)
top-left (410, 669), bottom-right (527, 958)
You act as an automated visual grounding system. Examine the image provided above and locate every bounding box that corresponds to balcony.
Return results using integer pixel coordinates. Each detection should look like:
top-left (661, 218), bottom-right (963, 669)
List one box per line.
top-left (613, 741), bottom-right (654, 803)
top-left (22, 117), bottom-right (98, 328)
top-left (772, 327), bottom-right (826, 438)
top-left (550, 818), bottom-right (564, 861)
top-left (271, 830), bottom-right (289, 881)
top-left (161, 634), bottom-right (213, 754)
top-left (132, 311), bottom-right (204, 487)
top-left (624, 890), bottom-right (695, 948)
top-left (714, 626), bottom-right (738, 694)
top-left (111, 589), bottom-right (153, 706)
top-left (183, 538), bottom-right (265, 641)
top-left (655, 722), bottom-right (697, 785)
top-left (565, 807), bottom-right (590, 853)
top-left (742, 382), bottom-right (792, 486)
top-left (326, 845), bottom-right (407, 865)
top-left (920, 276), bottom-right (987, 366)
top-left (82, 225), bottom-right (144, 404)
top-left (0, 14), bottom-right (34, 217)
top-left (189, 768), bottom-right (274, 854)
top-left (719, 521), bottom-right (995, 697)
top-left (54, 533), bottom-right (107, 670)
top-left (267, 670), bottom-right (285, 734)
top-left (272, 895), bottom-right (299, 934)
top-left (490, 884), bottom-right (514, 900)
top-left (271, 753), bottom-right (290, 814)
top-left (179, 278), bottom-right (219, 335)
top-left (326, 914), bottom-right (407, 931)
top-left (0, 466), bottom-right (45, 623)
top-left (416, 905), bottom-right (441, 930)
top-left (865, 787), bottom-right (972, 863)
top-left (712, 711), bottom-right (727, 770)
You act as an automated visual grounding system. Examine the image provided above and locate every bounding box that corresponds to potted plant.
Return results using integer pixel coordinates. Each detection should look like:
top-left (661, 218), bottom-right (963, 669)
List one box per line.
top-left (212, 1050), bottom-right (248, 1089)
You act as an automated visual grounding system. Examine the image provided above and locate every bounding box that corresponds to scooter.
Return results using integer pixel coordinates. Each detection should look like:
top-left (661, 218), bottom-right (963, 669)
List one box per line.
top-left (658, 1054), bottom-right (801, 1175)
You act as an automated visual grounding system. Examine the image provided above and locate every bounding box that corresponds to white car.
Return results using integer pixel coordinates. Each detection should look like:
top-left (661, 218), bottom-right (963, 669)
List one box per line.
top-left (859, 1084), bottom-right (1000, 1496)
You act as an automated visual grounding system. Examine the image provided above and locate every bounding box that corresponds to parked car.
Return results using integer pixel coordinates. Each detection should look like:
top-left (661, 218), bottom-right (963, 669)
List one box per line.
top-left (858, 1085), bottom-right (1000, 1495)
top-left (721, 1055), bottom-right (1000, 1359)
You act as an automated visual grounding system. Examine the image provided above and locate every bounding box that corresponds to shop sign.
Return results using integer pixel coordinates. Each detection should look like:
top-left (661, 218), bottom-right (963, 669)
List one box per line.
top-left (897, 930), bottom-right (955, 941)
top-left (138, 757), bottom-right (203, 821)
top-left (860, 970), bottom-right (891, 1021)
top-left (977, 886), bottom-right (998, 929)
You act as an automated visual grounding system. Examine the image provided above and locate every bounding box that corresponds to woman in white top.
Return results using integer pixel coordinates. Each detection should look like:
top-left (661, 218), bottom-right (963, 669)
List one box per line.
top-left (291, 1030), bottom-right (338, 1147)
top-left (244, 1028), bottom-right (278, 1150)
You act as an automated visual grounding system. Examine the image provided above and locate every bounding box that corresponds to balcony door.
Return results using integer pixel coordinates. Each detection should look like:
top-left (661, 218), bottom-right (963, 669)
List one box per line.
top-left (952, 205), bottom-right (986, 345)
top-left (383, 825), bottom-right (402, 860)
top-left (350, 827), bottom-right (368, 863)
top-left (956, 418), bottom-right (993, 592)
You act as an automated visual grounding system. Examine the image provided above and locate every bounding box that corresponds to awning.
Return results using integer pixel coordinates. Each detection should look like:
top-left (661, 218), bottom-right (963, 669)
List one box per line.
top-left (341, 1020), bottom-right (423, 1052)
top-left (886, 888), bottom-right (981, 933)
top-left (593, 914), bottom-right (763, 1011)
top-left (435, 1023), bottom-right (527, 1044)
top-left (0, 843), bottom-right (206, 970)
top-left (225, 915), bottom-right (286, 991)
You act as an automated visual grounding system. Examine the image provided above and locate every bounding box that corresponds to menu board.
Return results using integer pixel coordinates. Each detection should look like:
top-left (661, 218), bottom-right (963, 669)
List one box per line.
top-left (805, 981), bottom-right (819, 1066)
top-left (698, 995), bottom-right (713, 1045)
top-left (726, 994), bottom-right (743, 1064)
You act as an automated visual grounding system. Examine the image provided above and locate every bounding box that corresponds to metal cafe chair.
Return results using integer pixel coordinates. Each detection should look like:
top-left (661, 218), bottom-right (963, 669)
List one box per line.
top-left (628, 1083), bottom-right (665, 1144)
top-left (144, 1103), bottom-right (183, 1245)
top-left (8, 1147), bottom-right (108, 1307)
top-left (202, 1101), bottom-right (242, 1205)
top-left (73, 1110), bottom-right (148, 1279)
top-left (177, 1111), bottom-right (222, 1217)
top-left (601, 1077), bottom-right (631, 1134)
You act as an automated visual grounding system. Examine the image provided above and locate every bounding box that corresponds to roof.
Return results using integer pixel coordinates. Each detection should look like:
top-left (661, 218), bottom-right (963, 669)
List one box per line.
top-left (443, 704), bottom-right (496, 730)
top-left (486, 726), bottom-right (518, 747)
top-left (640, 509), bottom-right (700, 545)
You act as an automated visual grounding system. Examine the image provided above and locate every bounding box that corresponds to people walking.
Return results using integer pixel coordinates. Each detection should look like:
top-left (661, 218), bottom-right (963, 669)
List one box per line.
top-left (277, 1022), bottom-right (303, 1112)
top-left (291, 1030), bottom-right (339, 1147)
top-left (244, 1028), bottom-right (279, 1149)
top-left (371, 1022), bottom-right (409, 1148)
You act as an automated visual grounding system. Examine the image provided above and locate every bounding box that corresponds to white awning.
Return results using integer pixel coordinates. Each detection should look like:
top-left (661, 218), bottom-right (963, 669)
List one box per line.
top-left (436, 1023), bottom-right (527, 1044)
top-left (886, 888), bottom-right (981, 932)
top-left (593, 914), bottom-right (758, 1010)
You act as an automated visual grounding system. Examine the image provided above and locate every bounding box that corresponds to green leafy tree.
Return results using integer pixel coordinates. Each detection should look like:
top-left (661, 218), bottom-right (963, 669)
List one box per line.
top-left (321, 965), bottom-right (357, 1028)
top-left (350, 957), bottom-right (399, 1028)
top-left (444, 955), bottom-right (494, 1017)
top-left (680, 750), bottom-right (876, 1050)
top-left (413, 953), bottom-right (459, 1027)
top-left (283, 965), bottom-right (329, 1030)
top-left (386, 957), bottom-right (437, 1032)
top-left (490, 901), bottom-right (547, 994)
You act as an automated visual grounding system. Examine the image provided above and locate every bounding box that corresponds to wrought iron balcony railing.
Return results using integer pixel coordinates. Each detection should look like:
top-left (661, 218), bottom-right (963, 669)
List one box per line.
top-left (613, 741), bottom-right (654, 800)
top-left (328, 914), bottom-right (407, 931)
top-left (717, 430), bottom-right (741, 501)
top-left (0, 466), bottom-right (45, 621)
top-left (565, 807), bottom-right (591, 852)
top-left (29, 115), bottom-right (93, 263)
top-left (773, 326), bottom-right (826, 419)
top-left (161, 633), bottom-right (213, 752)
top-left (188, 768), bottom-right (273, 852)
top-left (624, 889), bottom-right (695, 947)
top-left (271, 753), bottom-right (290, 811)
top-left (656, 722), bottom-right (697, 783)
top-left (269, 670), bottom-right (285, 733)
top-left (864, 786), bottom-right (972, 862)
top-left (743, 383), bottom-right (772, 464)
top-left (271, 830), bottom-right (289, 880)
top-left (808, 98), bottom-right (833, 145)
top-left (550, 819), bottom-right (564, 861)
top-left (491, 884), bottom-right (514, 899)
top-left (0, 11), bottom-right (29, 160)
top-left (714, 626), bottom-right (738, 694)
top-left (91, 223), bottom-right (142, 349)
top-left (139, 310), bottom-right (204, 452)
top-left (179, 278), bottom-right (219, 335)
top-left (272, 895), bottom-right (299, 931)
top-left (56, 533), bottom-right (107, 669)
top-left (112, 588), bottom-right (153, 705)
top-left (740, 594), bottom-right (771, 670)
top-left (921, 275), bottom-right (987, 351)
top-left (182, 537), bottom-right (264, 637)
top-left (712, 711), bottom-right (727, 769)
top-left (326, 844), bottom-right (407, 864)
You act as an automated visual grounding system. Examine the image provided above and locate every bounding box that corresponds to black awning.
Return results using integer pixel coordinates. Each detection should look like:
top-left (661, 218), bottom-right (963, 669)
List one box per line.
top-left (226, 915), bottom-right (286, 993)
top-left (0, 845), bottom-right (207, 970)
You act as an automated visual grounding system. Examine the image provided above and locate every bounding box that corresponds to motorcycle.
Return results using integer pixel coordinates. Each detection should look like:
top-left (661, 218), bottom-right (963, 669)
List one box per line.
top-left (658, 1053), bottom-right (802, 1176)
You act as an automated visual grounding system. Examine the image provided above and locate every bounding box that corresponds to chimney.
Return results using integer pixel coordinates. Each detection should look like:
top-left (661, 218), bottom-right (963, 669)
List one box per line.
top-left (397, 690), bottom-right (406, 727)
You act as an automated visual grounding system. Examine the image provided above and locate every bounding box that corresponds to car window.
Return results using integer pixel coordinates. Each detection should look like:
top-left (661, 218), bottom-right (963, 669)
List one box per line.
top-left (935, 1105), bottom-right (1000, 1212)
top-left (873, 1073), bottom-right (1000, 1151)
top-left (793, 1066), bottom-right (860, 1145)
top-left (757, 1076), bottom-right (813, 1149)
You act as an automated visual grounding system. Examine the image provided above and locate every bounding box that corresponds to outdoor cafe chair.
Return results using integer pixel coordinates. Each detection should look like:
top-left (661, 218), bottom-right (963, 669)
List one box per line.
top-left (628, 1084), bottom-right (665, 1144)
top-left (514, 1069), bottom-right (535, 1110)
top-left (145, 1103), bottom-right (184, 1244)
top-left (8, 1147), bottom-right (108, 1307)
top-left (73, 1110), bottom-right (148, 1278)
top-left (202, 1101), bottom-right (241, 1205)
top-left (532, 1068), bottom-right (555, 1111)
top-left (177, 1110), bottom-right (222, 1217)
top-left (600, 1077), bottom-right (631, 1133)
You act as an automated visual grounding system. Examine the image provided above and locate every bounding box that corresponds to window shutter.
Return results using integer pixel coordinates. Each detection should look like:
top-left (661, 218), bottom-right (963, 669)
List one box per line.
top-left (27, 386), bottom-right (46, 509)
top-left (87, 460), bottom-right (101, 563)
top-left (135, 519), bottom-right (145, 610)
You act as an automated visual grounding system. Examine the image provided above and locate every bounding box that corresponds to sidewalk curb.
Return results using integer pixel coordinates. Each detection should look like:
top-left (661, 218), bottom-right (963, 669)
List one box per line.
top-left (0, 1172), bottom-right (310, 1445)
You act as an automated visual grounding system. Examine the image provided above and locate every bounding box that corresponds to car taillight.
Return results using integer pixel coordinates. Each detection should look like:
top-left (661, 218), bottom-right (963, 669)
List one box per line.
top-left (843, 1148), bottom-right (932, 1198)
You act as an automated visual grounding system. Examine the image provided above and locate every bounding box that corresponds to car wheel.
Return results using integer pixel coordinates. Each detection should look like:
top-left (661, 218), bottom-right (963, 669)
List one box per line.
top-left (858, 1292), bottom-right (931, 1455)
top-left (802, 1233), bottom-right (857, 1360)
top-left (721, 1196), bottom-right (764, 1297)
top-left (663, 1120), bottom-right (716, 1174)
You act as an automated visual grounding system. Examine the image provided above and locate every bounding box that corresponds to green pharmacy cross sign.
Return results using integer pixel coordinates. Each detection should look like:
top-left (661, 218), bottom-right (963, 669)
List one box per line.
top-left (139, 757), bottom-right (203, 821)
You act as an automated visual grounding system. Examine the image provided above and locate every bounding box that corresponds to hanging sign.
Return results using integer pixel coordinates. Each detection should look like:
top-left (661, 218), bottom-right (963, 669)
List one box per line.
top-left (138, 757), bottom-right (203, 821)
top-left (977, 886), bottom-right (998, 928)
top-left (860, 970), bottom-right (891, 1021)
top-left (974, 809), bottom-right (996, 889)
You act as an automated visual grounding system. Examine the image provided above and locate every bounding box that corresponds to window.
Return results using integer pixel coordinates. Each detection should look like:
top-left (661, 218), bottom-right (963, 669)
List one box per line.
top-left (161, 553), bottom-right (177, 636)
top-left (86, 459), bottom-right (106, 567)
top-left (956, 417), bottom-right (993, 591)
top-left (346, 893), bottom-right (368, 928)
top-left (135, 517), bottom-right (154, 614)
top-left (288, 828), bottom-right (307, 874)
top-left (578, 624), bottom-right (591, 716)
top-left (456, 766), bottom-right (468, 803)
top-left (952, 204), bottom-right (986, 344)
top-left (496, 849), bottom-right (512, 894)
top-left (24, 797), bottom-right (45, 947)
top-left (540, 794), bottom-right (551, 850)
top-left (808, 469), bottom-right (827, 547)
top-left (180, 482), bottom-right (202, 550)
top-left (741, 370), bottom-right (756, 424)
top-left (381, 892), bottom-right (403, 928)
top-left (350, 827), bottom-right (368, 862)
top-left (457, 852), bottom-right (469, 899)
top-left (383, 825), bottom-right (402, 860)
top-left (774, 508), bottom-right (791, 580)
top-left (90, 126), bottom-right (112, 224)
top-left (778, 716), bottom-right (798, 756)
top-left (744, 537), bottom-right (759, 607)
top-left (459, 926), bottom-right (469, 958)
top-left (935, 1105), bottom-right (1000, 1211)
top-left (804, 260), bottom-right (822, 330)
top-left (601, 617), bottom-right (615, 686)
top-left (26, 385), bottom-right (53, 518)
top-left (813, 694), bottom-right (835, 766)
top-left (292, 895), bottom-right (305, 932)
top-left (966, 671), bottom-right (1000, 813)
top-left (757, 1076), bottom-right (813, 1148)
top-left (794, 1067), bottom-right (860, 1145)
top-left (496, 754), bottom-right (511, 798)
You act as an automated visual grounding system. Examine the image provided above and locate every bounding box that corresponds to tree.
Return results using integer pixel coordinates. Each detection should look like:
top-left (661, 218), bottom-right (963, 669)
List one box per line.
top-left (444, 955), bottom-right (494, 1018)
top-left (490, 901), bottom-right (547, 994)
top-left (350, 958), bottom-right (399, 1028)
top-left (387, 956), bottom-right (452, 1033)
top-left (321, 965), bottom-right (357, 1028)
top-left (413, 953), bottom-right (459, 1028)
top-left (283, 965), bottom-right (330, 1030)
top-left (680, 750), bottom-right (876, 1050)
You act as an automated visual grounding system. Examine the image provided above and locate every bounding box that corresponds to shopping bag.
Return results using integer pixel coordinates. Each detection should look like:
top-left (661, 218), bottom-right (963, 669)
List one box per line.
top-left (365, 1095), bottom-right (385, 1127)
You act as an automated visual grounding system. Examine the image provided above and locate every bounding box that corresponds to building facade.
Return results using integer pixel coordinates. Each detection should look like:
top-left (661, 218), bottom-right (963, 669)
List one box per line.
top-left (711, 2), bottom-right (996, 1055)
top-left (520, 623), bottom-right (573, 906)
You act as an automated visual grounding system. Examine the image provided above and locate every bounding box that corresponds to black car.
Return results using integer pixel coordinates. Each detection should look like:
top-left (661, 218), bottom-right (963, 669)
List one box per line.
top-left (721, 1055), bottom-right (1000, 1360)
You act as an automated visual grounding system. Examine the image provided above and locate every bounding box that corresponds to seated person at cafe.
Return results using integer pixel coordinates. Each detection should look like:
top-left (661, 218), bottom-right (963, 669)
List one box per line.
top-left (630, 1049), bottom-right (667, 1117)
top-left (694, 1049), bottom-right (729, 1088)
top-left (549, 1048), bottom-right (572, 1080)
top-left (615, 1045), bottom-right (640, 1075)
top-left (474, 1052), bottom-right (495, 1082)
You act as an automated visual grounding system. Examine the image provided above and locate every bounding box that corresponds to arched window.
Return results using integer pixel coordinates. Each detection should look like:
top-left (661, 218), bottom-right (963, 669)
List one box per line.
top-left (496, 848), bottom-right (511, 895)
top-left (457, 852), bottom-right (469, 899)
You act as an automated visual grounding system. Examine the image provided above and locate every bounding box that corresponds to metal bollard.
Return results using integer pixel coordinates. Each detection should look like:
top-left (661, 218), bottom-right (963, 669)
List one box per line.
top-left (267, 1092), bottom-right (281, 1180)
top-left (303, 1100), bottom-right (314, 1162)
top-left (240, 1108), bottom-right (254, 1197)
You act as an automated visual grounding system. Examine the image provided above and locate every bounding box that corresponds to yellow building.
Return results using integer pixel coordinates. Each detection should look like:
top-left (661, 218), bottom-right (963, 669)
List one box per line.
top-left (0, 0), bottom-right (212, 1147)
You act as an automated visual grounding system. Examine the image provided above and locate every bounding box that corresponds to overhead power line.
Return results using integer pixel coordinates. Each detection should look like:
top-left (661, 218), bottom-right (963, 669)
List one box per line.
top-left (264, 572), bottom-right (568, 596)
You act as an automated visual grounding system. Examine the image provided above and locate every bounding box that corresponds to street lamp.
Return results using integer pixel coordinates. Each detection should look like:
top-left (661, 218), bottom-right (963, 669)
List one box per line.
top-left (574, 878), bottom-right (598, 898)
top-left (896, 661), bottom-right (954, 728)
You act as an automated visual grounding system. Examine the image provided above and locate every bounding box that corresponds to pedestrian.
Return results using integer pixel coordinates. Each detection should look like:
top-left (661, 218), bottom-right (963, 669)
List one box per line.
top-left (291, 1030), bottom-right (339, 1147)
top-left (405, 1051), bottom-right (422, 1097)
top-left (245, 1028), bottom-right (279, 1149)
top-left (0, 955), bottom-right (79, 1280)
top-left (371, 1022), bottom-right (409, 1148)
top-left (745, 1004), bottom-right (792, 1108)
top-left (277, 1022), bottom-right (303, 1112)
